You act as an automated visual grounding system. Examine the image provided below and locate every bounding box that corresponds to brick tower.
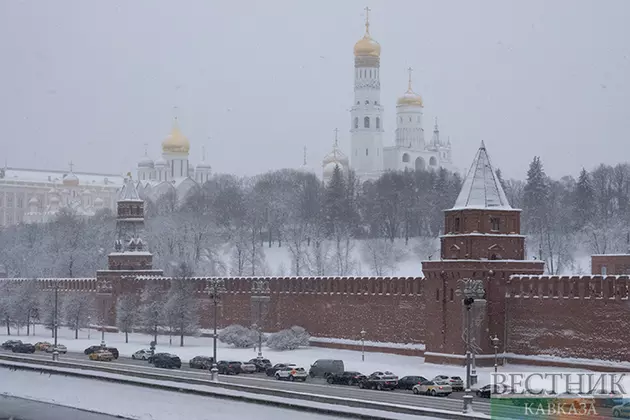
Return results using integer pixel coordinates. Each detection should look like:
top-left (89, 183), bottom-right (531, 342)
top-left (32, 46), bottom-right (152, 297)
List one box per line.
top-left (96, 175), bottom-right (163, 326)
top-left (422, 142), bottom-right (544, 365)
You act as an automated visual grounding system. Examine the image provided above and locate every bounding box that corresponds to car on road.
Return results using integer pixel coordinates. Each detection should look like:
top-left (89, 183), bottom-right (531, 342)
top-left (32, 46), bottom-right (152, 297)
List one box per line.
top-left (189, 356), bottom-right (214, 370)
top-left (476, 384), bottom-right (512, 398)
top-left (34, 342), bottom-right (52, 351)
top-left (132, 349), bottom-right (152, 361)
top-left (217, 361), bottom-right (243, 375)
top-left (433, 375), bottom-right (463, 391)
top-left (147, 352), bottom-right (169, 364)
top-left (239, 361), bottom-right (257, 374)
top-left (266, 363), bottom-right (296, 377)
top-left (84, 345), bottom-right (119, 359)
top-left (413, 380), bottom-right (452, 396)
top-left (612, 401), bottom-right (630, 418)
top-left (326, 371), bottom-right (366, 386)
top-left (152, 353), bottom-right (181, 369)
top-left (397, 376), bottom-right (428, 390)
top-left (89, 350), bottom-right (114, 362)
top-left (309, 359), bottom-right (344, 378)
top-left (248, 358), bottom-right (272, 372)
top-left (11, 343), bottom-right (36, 354)
top-left (2, 340), bottom-right (22, 350)
top-left (45, 344), bottom-right (67, 354)
top-left (358, 372), bottom-right (399, 391)
top-left (275, 366), bottom-right (308, 382)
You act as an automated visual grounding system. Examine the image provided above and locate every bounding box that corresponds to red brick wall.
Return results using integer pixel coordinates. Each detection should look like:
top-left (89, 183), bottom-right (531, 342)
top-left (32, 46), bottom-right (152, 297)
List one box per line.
top-left (506, 275), bottom-right (630, 362)
top-left (592, 255), bottom-right (630, 275)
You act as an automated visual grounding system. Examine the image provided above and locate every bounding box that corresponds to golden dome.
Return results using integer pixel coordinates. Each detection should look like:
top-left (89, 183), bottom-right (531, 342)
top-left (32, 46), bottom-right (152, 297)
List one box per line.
top-left (397, 67), bottom-right (423, 107)
top-left (161, 118), bottom-right (190, 154)
top-left (353, 8), bottom-right (380, 57)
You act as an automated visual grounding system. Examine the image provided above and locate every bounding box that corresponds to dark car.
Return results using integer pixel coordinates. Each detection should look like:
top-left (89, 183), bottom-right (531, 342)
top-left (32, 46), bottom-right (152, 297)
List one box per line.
top-left (217, 360), bottom-right (242, 375)
top-left (476, 384), bottom-right (512, 398)
top-left (327, 371), bottom-right (366, 386)
top-left (148, 352), bottom-right (171, 363)
top-left (397, 375), bottom-right (428, 390)
top-left (266, 363), bottom-right (295, 377)
top-left (2, 340), bottom-right (23, 350)
top-left (358, 372), bottom-right (399, 391)
top-left (84, 345), bottom-right (119, 359)
top-left (11, 343), bottom-right (36, 354)
top-left (189, 356), bottom-right (214, 370)
top-left (248, 358), bottom-right (272, 372)
top-left (152, 353), bottom-right (181, 369)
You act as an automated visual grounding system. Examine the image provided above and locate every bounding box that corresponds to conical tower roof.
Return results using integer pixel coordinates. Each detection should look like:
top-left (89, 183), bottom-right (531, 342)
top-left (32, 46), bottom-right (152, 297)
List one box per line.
top-left (118, 174), bottom-right (142, 202)
top-left (452, 141), bottom-right (512, 210)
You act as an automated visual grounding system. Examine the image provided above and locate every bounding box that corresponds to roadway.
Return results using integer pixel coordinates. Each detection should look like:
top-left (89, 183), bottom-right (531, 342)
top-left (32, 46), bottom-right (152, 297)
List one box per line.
top-left (0, 349), bottom-right (616, 419)
top-left (0, 395), bottom-right (130, 420)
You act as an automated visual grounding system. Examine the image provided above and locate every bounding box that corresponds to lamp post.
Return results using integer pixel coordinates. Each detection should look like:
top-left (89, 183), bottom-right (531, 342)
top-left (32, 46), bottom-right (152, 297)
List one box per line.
top-left (251, 279), bottom-right (271, 359)
top-left (205, 278), bottom-right (226, 382)
top-left (96, 280), bottom-right (113, 348)
top-left (490, 334), bottom-right (500, 373)
top-left (52, 281), bottom-right (59, 361)
top-left (459, 278), bottom-right (486, 414)
top-left (87, 316), bottom-right (91, 340)
top-left (360, 329), bottom-right (366, 362)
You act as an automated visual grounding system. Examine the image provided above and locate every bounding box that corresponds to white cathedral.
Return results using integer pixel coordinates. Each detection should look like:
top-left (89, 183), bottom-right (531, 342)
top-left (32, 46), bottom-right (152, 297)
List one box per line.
top-left (322, 11), bottom-right (454, 183)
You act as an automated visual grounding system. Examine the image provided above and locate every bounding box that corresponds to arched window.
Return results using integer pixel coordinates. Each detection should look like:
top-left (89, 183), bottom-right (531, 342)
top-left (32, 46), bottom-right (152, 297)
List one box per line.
top-left (369, 69), bottom-right (372, 78)
top-left (364, 117), bottom-right (370, 128)
top-left (357, 101), bottom-right (360, 105)
top-left (415, 157), bottom-right (426, 171)
top-left (429, 156), bottom-right (437, 166)
top-left (365, 100), bottom-right (369, 105)
top-left (409, 117), bottom-right (412, 122)
top-left (354, 117), bottom-right (358, 129)
top-left (402, 153), bottom-right (410, 163)
top-left (376, 117), bottom-right (380, 129)
top-left (365, 148), bottom-right (369, 156)
top-left (450, 288), bottom-right (454, 301)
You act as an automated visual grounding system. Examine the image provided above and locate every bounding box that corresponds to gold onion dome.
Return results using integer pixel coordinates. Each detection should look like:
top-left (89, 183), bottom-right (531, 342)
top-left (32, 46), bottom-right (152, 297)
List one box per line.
top-left (397, 68), bottom-right (423, 107)
top-left (161, 118), bottom-right (190, 154)
top-left (353, 9), bottom-right (380, 57)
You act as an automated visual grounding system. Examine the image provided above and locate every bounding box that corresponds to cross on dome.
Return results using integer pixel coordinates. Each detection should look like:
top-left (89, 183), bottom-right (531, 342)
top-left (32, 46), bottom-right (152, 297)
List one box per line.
top-left (364, 6), bottom-right (371, 34)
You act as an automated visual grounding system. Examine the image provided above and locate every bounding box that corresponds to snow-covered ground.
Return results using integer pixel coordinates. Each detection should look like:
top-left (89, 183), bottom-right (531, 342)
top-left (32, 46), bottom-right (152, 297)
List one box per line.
top-left (0, 326), bottom-right (587, 387)
top-left (0, 368), bottom-right (447, 420)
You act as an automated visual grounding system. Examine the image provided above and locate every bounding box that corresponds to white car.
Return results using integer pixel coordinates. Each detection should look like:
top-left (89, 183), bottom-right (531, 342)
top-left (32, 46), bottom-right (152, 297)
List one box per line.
top-left (412, 380), bottom-right (453, 396)
top-left (46, 344), bottom-right (67, 354)
top-left (239, 361), bottom-right (257, 373)
top-left (433, 375), bottom-right (463, 391)
top-left (132, 349), bottom-right (151, 360)
top-left (612, 401), bottom-right (630, 418)
top-left (275, 366), bottom-right (308, 381)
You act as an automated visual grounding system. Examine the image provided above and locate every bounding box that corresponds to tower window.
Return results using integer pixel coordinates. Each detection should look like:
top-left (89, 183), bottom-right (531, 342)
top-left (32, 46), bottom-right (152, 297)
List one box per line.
top-left (365, 100), bottom-right (369, 105)
top-left (369, 69), bottom-right (372, 78)
top-left (454, 217), bottom-right (461, 232)
top-left (365, 148), bottom-right (368, 156)
top-left (450, 288), bottom-right (454, 301)
top-left (402, 153), bottom-right (410, 163)
top-left (490, 217), bottom-right (500, 232)
top-left (376, 117), bottom-right (380, 129)
top-left (354, 117), bottom-right (358, 129)
top-left (436, 289), bottom-right (440, 301)
top-left (357, 101), bottom-right (360, 105)
top-left (409, 117), bottom-right (412, 122)
top-left (364, 117), bottom-right (370, 128)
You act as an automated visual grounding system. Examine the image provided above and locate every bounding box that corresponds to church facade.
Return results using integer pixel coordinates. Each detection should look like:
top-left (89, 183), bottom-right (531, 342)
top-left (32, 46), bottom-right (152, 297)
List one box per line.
top-left (322, 10), bottom-right (454, 183)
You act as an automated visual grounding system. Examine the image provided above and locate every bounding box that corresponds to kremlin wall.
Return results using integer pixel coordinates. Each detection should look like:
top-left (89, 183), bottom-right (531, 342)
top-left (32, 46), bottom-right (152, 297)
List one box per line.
top-left (2, 143), bottom-right (629, 370)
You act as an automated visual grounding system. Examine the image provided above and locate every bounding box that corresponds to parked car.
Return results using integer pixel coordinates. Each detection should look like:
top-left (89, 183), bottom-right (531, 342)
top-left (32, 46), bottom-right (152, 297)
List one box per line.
top-left (397, 376), bottom-right (428, 390)
top-left (275, 366), bottom-right (308, 381)
top-left (433, 375), bottom-right (464, 391)
top-left (12, 343), bottom-right (36, 354)
top-left (2, 340), bottom-right (23, 350)
top-left (266, 363), bottom-right (296, 377)
top-left (327, 371), bottom-right (366, 386)
top-left (476, 384), bottom-right (512, 398)
top-left (84, 345), bottom-right (119, 359)
top-left (152, 353), bottom-right (181, 369)
top-left (132, 349), bottom-right (152, 361)
top-left (45, 344), bottom-right (67, 354)
top-left (239, 361), bottom-right (257, 373)
top-left (358, 372), bottom-right (399, 391)
top-left (34, 342), bottom-right (52, 351)
top-left (612, 401), bottom-right (630, 418)
top-left (189, 356), bottom-right (214, 370)
top-left (217, 360), bottom-right (242, 375)
top-left (248, 358), bottom-right (272, 372)
top-left (148, 352), bottom-right (170, 364)
top-left (413, 380), bottom-right (452, 396)
top-left (309, 359), bottom-right (344, 378)
top-left (89, 350), bottom-right (114, 362)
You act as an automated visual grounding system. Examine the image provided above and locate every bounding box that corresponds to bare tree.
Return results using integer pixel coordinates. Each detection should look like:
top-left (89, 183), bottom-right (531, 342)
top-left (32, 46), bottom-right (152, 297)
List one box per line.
top-left (116, 294), bottom-right (140, 343)
top-left (164, 262), bottom-right (199, 346)
top-left (64, 293), bottom-right (95, 339)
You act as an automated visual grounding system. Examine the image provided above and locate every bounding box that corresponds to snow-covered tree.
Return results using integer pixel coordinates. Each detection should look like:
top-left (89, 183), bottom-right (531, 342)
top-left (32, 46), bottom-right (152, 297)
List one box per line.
top-left (267, 326), bottom-right (310, 350)
top-left (116, 294), bottom-right (140, 343)
top-left (218, 324), bottom-right (258, 348)
top-left (0, 282), bottom-right (16, 335)
top-left (39, 290), bottom-right (59, 338)
top-left (64, 293), bottom-right (95, 339)
top-left (140, 281), bottom-right (166, 344)
top-left (164, 262), bottom-right (199, 347)
top-left (361, 238), bottom-right (404, 276)
top-left (12, 279), bottom-right (40, 336)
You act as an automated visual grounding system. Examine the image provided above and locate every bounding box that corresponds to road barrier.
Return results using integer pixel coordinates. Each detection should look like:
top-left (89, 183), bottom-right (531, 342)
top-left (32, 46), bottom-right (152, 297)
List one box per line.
top-left (0, 354), bottom-right (488, 420)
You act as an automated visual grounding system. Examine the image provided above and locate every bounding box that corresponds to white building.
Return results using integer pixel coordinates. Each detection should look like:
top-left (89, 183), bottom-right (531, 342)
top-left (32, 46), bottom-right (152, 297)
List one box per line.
top-left (135, 118), bottom-right (209, 204)
top-left (0, 165), bottom-right (123, 227)
top-left (322, 11), bottom-right (454, 183)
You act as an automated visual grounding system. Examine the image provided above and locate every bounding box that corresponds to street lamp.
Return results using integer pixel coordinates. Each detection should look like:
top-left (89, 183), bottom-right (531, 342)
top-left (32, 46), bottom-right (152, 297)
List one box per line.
top-left (459, 278), bottom-right (485, 414)
top-left (52, 281), bottom-right (59, 361)
top-left (205, 278), bottom-right (226, 382)
top-left (87, 316), bottom-right (91, 340)
top-left (96, 280), bottom-right (113, 348)
top-left (360, 329), bottom-right (366, 362)
top-left (251, 279), bottom-right (271, 359)
top-left (490, 334), bottom-right (500, 373)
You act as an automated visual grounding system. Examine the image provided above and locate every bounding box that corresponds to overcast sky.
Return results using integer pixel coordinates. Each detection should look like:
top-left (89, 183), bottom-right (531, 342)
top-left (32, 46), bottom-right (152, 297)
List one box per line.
top-left (0, 0), bottom-right (628, 180)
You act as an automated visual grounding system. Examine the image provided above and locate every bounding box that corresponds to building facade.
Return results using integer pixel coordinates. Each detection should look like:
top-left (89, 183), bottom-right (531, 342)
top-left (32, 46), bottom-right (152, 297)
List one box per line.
top-left (322, 11), bottom-right (454, 183)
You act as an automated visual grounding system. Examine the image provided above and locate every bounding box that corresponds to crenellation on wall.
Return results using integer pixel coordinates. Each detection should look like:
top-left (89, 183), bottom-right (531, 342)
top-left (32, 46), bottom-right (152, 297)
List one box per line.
top-left (508, 275), bottom-right (630, 300)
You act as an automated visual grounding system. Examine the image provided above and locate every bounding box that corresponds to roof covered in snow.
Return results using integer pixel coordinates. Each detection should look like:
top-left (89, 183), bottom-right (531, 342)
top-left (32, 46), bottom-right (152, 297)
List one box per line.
top-left (451, 141), bottom-right (512, 210)
top-left (118, 178), bottom-right (142, 202)
top-left (1, 167), bottom-right (124, 187)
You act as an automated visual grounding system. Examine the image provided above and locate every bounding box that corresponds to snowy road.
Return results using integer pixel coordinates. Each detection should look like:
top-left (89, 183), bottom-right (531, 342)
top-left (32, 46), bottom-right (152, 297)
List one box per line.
top-left (0, 349), bottom-right (492, 415)
top-left (0, 395), bottom-right (128, 420)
